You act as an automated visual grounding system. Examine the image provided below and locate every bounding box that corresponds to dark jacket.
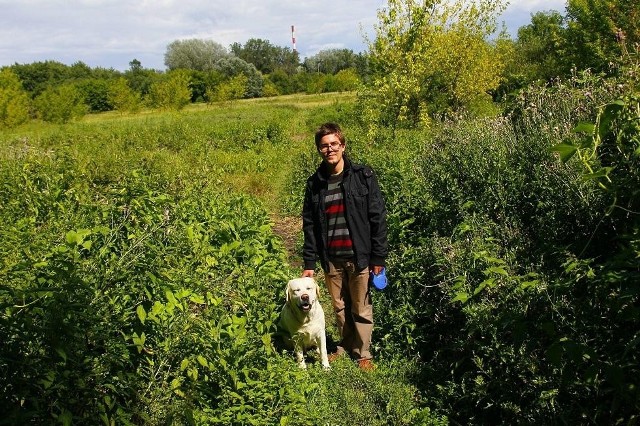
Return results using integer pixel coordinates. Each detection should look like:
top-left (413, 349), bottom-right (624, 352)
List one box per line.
top-left (302, 156), bottom-right (388, 272)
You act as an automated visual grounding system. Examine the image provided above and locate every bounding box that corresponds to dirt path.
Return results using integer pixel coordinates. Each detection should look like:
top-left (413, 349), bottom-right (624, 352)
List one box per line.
top-left (270, 215), bottom-right (303, 269)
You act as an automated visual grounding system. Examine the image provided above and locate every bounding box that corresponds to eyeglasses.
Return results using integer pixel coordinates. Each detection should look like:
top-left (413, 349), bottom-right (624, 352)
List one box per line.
top-left (318, 142), bottom-right (343, 153)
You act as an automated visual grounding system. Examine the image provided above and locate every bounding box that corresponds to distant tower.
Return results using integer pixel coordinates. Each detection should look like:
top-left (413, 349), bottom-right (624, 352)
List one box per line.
top-left (291, 25), bottom-right (297, 53)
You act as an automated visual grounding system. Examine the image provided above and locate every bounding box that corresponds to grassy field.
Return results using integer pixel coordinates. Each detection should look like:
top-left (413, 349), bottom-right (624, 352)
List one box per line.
top-left (1, 92), bottom-right (445, 425)
top-left (3, 81), bottom-right (637, 424)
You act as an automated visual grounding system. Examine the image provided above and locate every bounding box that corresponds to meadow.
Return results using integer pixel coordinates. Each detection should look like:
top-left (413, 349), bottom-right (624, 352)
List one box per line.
top-left (1, 92), bottom-right (445, 425)
top-left (1, 70), bottom-right (639, 425)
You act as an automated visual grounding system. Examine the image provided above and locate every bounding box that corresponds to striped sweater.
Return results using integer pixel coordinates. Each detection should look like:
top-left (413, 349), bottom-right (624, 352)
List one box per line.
top-left (325, 172), bottom-right (354, 259)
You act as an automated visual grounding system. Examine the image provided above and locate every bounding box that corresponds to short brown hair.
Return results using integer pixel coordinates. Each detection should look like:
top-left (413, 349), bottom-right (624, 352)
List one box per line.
top-left (314, 122), bottom-right (345, 148)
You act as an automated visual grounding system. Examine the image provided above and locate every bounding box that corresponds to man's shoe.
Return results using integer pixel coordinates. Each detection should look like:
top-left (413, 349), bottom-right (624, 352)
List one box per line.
top-left (358, 359), bottom-right (376, 371)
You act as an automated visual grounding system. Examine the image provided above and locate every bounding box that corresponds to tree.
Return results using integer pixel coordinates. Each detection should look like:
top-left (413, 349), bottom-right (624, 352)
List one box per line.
top-left (261, 80), bottom-right (280, 97)
top-left (68, 61), bottom-right (93, 79)
top-left (515, 11), bottom-right (571, 82)
top-left (108, 77), bottom-right (141, 113)
top-left (147, 70), bottom-right (192, 110)
top-left (565, 0), bottom-right (640, 72)
top-left (0, 68), bottom-right (31, 128)
top-left (207, 74), bottom-right (248, 103)
top-left (213, 57), bottom-right (263, 98)
top-left (364, 0), bottom-right (508, 129)
top-left (164, 39), bottom-right (230, 71)
top-left (34, 83), bottom-right (87, 124)
top-left (303, 48), bottom-right (360, 75)
top-left (265, 69), bottom-right (297, 95)
top-left (124, 59), bottom-right (158, 98)
top-left (231, 38), bottom-right (300, 75)
top-left (231, 38), bottom-right (274, 74)
top-left (10, 60), bottom-right (71, 98)
top-left (77, 78), bottom-right (112, 112)
top-left (332, 68), bottom-right (361, 92)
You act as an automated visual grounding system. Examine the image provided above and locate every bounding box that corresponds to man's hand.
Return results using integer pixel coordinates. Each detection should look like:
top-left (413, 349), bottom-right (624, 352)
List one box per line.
top-left (371, 265), bottom-right (384, 275)
top-left (302, 269), bottom-right (315, 278)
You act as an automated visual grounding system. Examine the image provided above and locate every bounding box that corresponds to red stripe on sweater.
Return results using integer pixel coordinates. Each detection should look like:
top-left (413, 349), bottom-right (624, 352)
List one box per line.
top-left (326, 204), bottom-right (345, 214)
top-left (328, 239), bottom-right (353, 248)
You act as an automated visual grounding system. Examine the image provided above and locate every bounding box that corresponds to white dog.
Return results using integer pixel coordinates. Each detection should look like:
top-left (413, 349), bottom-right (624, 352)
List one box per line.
top-left (277, 277), bottom-right (330, 369)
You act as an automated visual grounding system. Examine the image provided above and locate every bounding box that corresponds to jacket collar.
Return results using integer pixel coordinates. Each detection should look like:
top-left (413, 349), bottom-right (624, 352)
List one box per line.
top-left (317, 155), bottom-right (354, 182)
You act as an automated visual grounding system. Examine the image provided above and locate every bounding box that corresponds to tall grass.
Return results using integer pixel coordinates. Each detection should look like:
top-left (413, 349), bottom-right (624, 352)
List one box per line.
top-left (0, 94), bottom-right (437, 425)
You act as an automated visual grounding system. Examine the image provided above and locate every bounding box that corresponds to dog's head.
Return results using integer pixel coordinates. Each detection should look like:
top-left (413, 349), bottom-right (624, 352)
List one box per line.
top-left (286, 277), bottom-right (319, 313)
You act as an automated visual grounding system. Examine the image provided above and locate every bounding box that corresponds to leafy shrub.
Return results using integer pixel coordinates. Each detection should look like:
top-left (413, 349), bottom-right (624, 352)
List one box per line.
top-left (546, 93), bottom-right (640, 423)
top-left (0, 159), bottom-right (291, 423)
top-left (77, 78), bottom-right (113, 112)
top-left (359, 71), bottom-right (638, 423)
top-left (207, 74), bottom-right (248, 103)
top-left (0, 97), bottom-right (439, 424)
top-left (0, 68), bottom-right (31, 128)
top-left (34, 83), bottom-right (87, 123)
top-left (147, 70), bottom-right (192, 110)
top-left (108, 77), bottom-right (142, 113)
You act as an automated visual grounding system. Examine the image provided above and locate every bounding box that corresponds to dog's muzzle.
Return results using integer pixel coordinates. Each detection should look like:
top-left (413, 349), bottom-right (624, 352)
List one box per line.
top-left (299, 294), bottom-right (312, 312)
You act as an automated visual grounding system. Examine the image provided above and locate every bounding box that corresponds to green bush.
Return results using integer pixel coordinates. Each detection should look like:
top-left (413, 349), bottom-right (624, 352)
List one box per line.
top-left (34, 83), bottom-right (87, 123)
top-left (77, 78), bottom-right (113, 112)
top-left (0, 68), bottom-right (31, 128)
top-left (108, 77), bottom-right (142, 113)
top-left (357, 71), bottom-right (639, 423)
top-left (147, 70), bottom-right (192, 110)
top-left (0, 96), bottom-right (439, 424)
top-left (0, 158), bottom-right (291, 423)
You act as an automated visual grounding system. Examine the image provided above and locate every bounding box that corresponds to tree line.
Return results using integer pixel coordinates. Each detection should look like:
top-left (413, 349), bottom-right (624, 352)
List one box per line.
top-left (0, 0), bottom-right (638, 128)
top-left (0, 39), bottom-right (366, 127)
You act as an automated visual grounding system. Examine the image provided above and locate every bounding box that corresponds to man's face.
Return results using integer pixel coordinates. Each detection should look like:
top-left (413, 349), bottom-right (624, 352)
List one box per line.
top-left (318, 133), bottom-right (345, 168)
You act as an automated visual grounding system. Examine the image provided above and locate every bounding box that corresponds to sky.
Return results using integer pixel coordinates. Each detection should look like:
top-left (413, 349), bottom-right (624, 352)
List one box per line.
top-left (0, 0), bottom-right (566, 72)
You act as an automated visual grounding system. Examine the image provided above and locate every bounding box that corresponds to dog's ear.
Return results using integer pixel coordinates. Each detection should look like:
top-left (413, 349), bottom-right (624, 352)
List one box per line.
top-left (285, 282), bottom-right (291, 303)
top-left (315, 281), bottom-right (320, 298)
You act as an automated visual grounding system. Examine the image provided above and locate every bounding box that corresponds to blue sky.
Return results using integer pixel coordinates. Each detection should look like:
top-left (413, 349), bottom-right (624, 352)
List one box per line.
top-left (0, 0), bottom-right (566, 71)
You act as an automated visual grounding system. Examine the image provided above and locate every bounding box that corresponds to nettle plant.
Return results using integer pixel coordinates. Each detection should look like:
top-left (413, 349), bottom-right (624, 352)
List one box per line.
top-left (547, 94), bottom-right (640, 421)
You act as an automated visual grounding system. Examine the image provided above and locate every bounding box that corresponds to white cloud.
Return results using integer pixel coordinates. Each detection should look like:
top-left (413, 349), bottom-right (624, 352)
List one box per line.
top-left (0, 0), bottom-right (567, 71)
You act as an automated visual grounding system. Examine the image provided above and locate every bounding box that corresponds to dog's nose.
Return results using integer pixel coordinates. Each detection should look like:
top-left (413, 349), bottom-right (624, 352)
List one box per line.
top-left (301, 294), bottom-right (309, 302)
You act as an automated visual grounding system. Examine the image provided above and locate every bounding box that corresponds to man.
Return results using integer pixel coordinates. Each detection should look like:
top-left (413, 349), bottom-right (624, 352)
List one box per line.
top-left (302, 122), bottom-right (388, 371)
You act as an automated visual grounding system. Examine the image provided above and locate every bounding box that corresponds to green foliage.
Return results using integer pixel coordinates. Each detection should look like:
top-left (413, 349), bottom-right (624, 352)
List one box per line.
top-left (565, 0), bottom-right (640, 72)
top-left (230, 38), bottom-right (299, 75)
top-left (213, 57), bottom-right (264, 98)
top-left (10, 60), bottom-right (77, 98)
top-left (544, 94), bottom-right (640, 423)
top-left (108, 77), bottom-right (142, 113)
top-left (351, 68), bottom-right (638, 423)
top-left (76, 78), bottom-right (113, 112)
top-left (261, 80), bottom-right (280, 97)
top-left (124, 60), bottom-right (159, 98)
top-left (328, 68), bottom-right (361, 92)
top-left (0, 68), bottom-right (31, 128)
top-left (0, 152), bottom-right (291, 423)
top-left (513, 11), bottom-right (571, 82)
top-left (302, 48), bottom-right (363, 75)
top-left (208, 74), bottom-right (249, 103)
top-left (164, 38), bottom-right (230, 71)
top-left (266, 69), bottom-right (295, 95)
top-left (0, 94), bottom-right (438, 424)
top-left (147, 70), bottom-right (192, 110)
top-left (34, 83), bottom-right (87, 123)
top-left (364, 0), bottom-right (508, 130)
